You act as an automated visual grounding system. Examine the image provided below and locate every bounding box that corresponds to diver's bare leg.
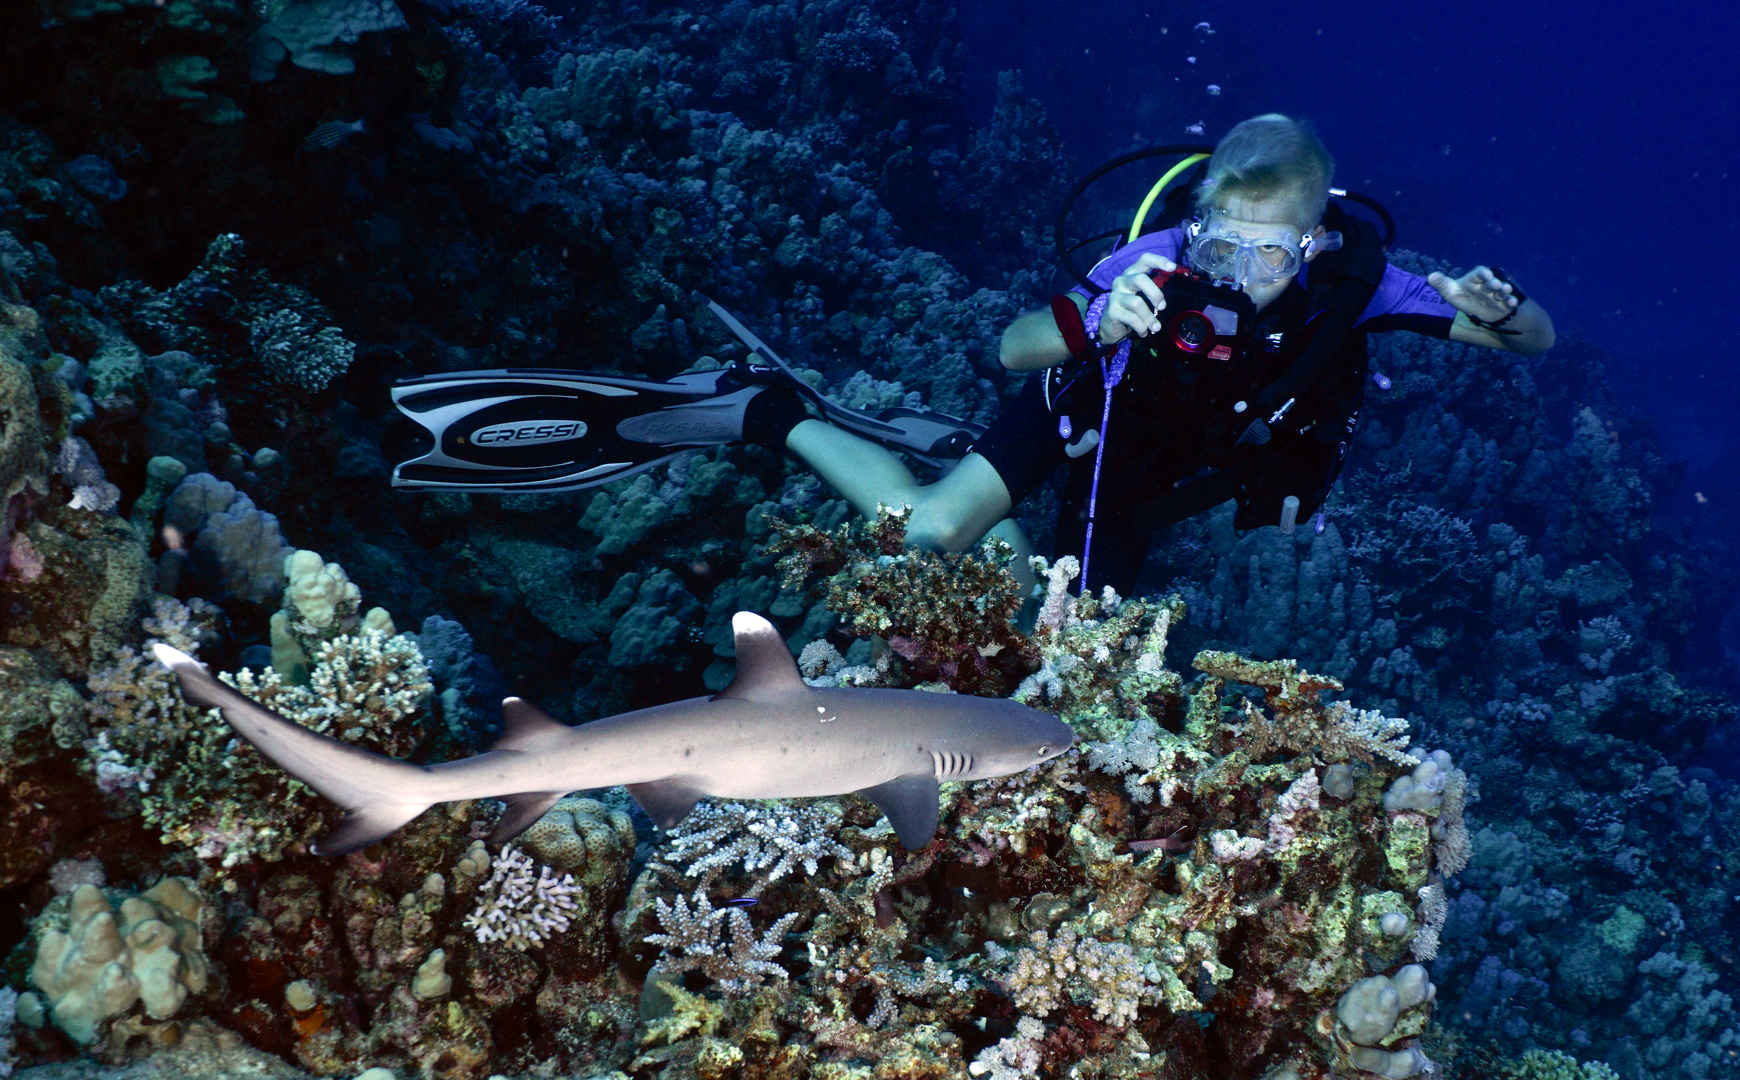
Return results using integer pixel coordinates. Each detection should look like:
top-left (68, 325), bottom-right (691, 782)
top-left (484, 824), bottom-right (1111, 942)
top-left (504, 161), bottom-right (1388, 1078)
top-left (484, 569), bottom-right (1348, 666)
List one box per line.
top-left (785, 420), bottom-right (1038, 593)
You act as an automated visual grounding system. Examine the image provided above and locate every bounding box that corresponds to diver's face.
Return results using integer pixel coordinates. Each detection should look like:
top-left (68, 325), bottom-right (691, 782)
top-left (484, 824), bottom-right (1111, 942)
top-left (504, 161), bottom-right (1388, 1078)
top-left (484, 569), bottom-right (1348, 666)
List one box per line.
top-left (1204, 195), bottom-right (1321, 312)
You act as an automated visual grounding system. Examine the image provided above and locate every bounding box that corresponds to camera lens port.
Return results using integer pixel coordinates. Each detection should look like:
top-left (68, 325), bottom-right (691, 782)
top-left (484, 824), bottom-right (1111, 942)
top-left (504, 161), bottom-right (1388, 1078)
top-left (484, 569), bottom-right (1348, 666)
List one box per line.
top-left (1174, 311), bottom-right (1213, 352)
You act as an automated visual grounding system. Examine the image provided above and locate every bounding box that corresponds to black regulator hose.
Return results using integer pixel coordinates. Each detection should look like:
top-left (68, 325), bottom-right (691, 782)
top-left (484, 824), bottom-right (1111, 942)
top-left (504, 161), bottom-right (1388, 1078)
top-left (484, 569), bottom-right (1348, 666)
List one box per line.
top-left (1053, 144), bottom-right (1215, 295)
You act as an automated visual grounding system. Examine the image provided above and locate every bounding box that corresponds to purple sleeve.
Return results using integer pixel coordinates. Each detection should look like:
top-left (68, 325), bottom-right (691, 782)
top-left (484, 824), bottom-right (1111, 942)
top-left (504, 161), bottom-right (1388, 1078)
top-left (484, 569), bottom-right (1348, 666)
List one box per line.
top-left (1356, 264), bottom-right (1458, 336)
top-left (1069, 229), bottom-right (1186, 297)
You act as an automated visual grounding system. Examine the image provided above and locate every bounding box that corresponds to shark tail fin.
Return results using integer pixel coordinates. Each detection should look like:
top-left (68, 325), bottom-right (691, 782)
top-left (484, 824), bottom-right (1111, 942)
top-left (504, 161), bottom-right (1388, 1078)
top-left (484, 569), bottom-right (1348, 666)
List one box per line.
top-left (151, 643), bottom-right (438, 855)
top-left (313, 803), bottom-right (431, 856)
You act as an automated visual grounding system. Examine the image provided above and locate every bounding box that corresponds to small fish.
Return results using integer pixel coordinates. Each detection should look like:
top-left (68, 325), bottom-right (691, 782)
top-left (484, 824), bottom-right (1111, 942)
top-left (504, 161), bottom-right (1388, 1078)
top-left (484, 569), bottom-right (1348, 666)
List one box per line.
top-left (727, 897), bottom-right (758, 907)
top-left (1129, 824), bottom-right (1195, 854)
top-left (874, 889), bottom-right (897, 929)
top-left (303, 118), bottom-right (366, 152)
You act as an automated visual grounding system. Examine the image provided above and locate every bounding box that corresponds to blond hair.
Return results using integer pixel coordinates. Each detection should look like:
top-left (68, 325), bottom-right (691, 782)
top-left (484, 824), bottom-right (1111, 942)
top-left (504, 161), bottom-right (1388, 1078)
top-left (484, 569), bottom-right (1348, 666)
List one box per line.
top-left (1194, 114), bottom-right (1334, 231)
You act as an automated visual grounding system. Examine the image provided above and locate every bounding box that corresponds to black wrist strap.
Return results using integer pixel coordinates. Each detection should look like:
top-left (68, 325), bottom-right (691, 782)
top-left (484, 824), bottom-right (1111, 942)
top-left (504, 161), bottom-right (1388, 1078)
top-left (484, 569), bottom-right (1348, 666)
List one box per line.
top-left (1470, 266), bottom-right (1526, 333)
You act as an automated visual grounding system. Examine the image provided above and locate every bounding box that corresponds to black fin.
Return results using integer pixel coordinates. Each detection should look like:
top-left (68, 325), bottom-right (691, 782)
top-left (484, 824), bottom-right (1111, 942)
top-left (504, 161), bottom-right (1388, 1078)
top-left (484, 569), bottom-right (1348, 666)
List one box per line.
top-left (313, 804), bottom-right (429, 856)
top-left (390, 367), bottom-right (741, 494)
top-left (489, 791), bottom-right (568, 843)
top-left (626, 779), bottom-right (708, 831)
top-left (489, 698), bottom-right (570, 752)
top-left (857, 774), bottom-right (941, 850)
top-left (713, 612), bottom-right (807, 703)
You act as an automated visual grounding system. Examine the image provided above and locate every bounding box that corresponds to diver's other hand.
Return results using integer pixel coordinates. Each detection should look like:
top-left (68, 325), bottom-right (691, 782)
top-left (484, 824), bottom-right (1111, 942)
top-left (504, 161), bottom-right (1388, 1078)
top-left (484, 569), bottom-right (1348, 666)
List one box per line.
top-left (1099, 253), bottom-right (1176, 344)
top-left (1428, 265), bottom-right (1517, 323)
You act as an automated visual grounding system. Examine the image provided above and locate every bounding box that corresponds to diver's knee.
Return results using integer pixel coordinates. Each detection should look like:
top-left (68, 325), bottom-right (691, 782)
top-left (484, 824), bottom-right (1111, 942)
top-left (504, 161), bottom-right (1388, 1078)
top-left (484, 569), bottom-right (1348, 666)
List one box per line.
top-left (903, 506), bottom-right (981, 554)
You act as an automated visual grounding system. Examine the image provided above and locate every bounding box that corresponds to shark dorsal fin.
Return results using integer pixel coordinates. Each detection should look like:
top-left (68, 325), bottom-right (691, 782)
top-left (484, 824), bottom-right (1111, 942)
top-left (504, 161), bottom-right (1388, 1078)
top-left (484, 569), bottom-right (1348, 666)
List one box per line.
top-left (490, 697), bottom-right (571, 752)
top-left (713, 611), bottom-right (807, 703)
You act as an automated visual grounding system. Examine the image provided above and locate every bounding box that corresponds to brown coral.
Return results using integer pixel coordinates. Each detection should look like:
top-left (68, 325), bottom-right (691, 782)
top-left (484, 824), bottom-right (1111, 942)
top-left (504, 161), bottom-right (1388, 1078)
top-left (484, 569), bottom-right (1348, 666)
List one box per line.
top-left (766, 507), bottom-right (1036, 695)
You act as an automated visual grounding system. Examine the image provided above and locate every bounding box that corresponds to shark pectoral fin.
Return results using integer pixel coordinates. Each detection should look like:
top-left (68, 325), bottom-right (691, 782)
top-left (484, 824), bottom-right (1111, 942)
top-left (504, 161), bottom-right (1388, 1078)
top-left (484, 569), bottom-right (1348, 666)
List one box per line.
top-left (626, 779), bottom-right (707, 832)
top-left (489, 791), bottom-right (568, 844)
top-left (314, 803), bottom-right (430, 856)
top-left (489, 698), bottom-right (572, 752)
top-left (712, 612), bottom-right (808, 703)
top-left (857, 774), bottom-right (941, 851)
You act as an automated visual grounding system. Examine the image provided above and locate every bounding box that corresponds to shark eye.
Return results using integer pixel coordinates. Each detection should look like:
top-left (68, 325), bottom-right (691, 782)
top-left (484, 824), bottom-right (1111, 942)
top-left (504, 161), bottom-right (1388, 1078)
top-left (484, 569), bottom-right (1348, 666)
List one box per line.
top-left (1037, 745), bottom-right (1051, 757)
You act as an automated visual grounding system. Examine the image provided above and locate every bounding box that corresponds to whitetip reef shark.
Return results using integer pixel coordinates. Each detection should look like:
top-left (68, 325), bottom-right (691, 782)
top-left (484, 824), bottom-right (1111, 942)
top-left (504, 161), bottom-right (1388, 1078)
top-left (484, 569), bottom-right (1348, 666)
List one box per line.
top-left (151, 611), bottom-right (1075, 854)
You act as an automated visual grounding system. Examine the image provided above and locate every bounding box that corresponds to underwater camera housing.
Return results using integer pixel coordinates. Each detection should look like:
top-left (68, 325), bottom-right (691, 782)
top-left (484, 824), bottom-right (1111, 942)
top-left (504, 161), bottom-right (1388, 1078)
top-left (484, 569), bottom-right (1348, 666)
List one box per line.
top-left (1143, 267), bottom-right (1257, 364)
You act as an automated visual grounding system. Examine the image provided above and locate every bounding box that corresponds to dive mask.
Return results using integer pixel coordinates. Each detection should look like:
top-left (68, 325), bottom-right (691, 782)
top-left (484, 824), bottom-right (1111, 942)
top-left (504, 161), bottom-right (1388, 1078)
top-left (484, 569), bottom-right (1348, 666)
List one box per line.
top-left (1185, 208), bottom-right (1343, 288)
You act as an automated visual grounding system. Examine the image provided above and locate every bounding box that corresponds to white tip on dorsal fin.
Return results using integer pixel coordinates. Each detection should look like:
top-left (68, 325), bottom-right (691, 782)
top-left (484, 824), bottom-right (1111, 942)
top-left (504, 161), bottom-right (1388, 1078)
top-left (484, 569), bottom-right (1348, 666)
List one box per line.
top-left (488, 697), bottom-right (571, 752)
top-left (713, 611), bottom-right (808, 702)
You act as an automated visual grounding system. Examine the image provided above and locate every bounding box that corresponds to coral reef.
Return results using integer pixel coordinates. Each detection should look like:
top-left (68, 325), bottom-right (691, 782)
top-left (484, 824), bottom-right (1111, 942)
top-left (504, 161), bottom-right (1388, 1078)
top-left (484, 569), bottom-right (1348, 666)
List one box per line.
top-left (0, 0), bottom-right (1733, 1076)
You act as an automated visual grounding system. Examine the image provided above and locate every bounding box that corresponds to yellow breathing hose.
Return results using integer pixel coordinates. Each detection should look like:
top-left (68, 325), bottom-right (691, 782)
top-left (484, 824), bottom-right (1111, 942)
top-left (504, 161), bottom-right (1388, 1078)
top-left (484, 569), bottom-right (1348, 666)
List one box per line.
top-left (1126, 152), bottom-right (1210, 244)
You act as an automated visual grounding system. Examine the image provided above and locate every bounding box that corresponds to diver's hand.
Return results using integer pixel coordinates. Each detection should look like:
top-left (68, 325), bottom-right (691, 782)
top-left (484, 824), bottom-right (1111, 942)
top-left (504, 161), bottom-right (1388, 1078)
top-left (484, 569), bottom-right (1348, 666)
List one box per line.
top-left (1427, 266), bottom-right (1518, 324)
top-left (1098, 253), bottom-right (1177, 344)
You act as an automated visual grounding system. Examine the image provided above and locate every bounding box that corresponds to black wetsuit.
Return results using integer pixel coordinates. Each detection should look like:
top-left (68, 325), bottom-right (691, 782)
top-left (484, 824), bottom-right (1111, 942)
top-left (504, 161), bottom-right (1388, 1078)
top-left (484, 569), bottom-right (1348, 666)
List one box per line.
top-left (974, 207), bottom-right (1459, 594)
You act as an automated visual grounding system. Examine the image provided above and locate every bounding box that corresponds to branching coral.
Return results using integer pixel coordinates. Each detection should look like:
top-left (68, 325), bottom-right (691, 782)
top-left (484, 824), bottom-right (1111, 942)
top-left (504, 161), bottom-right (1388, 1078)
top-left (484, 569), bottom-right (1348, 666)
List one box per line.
top-left (999, 925), bottom-right (1155, 1028)
top-left (462, 843), bottom-right (581, 951)
top-left (1014, 556), bottom-right (1185, 744)
top-left (1195, 650), bottom-right (1419, 766)
top-left (657, 799), bottom-right (852, 896)
top-left (85, 608), bottom-right (433, 868)
top-left (767, 506), bottom-right (1034, 695)
top-left (643, 890), bottom-right (801, 997)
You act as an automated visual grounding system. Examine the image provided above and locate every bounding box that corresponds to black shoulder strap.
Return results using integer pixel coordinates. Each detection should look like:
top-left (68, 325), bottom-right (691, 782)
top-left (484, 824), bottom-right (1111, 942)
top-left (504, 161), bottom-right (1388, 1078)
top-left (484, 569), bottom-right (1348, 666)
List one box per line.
top-left (1249, 202), bottom-right (1385, 418)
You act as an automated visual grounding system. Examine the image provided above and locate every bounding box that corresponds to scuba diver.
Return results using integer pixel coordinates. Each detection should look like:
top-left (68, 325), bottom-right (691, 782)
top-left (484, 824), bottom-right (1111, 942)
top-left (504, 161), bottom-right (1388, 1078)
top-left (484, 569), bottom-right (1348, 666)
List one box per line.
top-left (393, 114), bottom-right (1554, 598)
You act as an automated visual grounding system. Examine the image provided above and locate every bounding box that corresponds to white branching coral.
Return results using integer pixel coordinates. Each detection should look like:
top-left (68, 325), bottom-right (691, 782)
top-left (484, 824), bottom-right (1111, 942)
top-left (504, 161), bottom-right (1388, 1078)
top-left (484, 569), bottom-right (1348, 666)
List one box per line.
top-left (644, 889), bottom-right (801, 996)
top-left (1431, 759), bottom-right (1473, 877)
top-left (1003, 926), bottom-right (1154, 1028)
top-left (1323, 702), bottom-right (1418, 766)
top-left (1014, 556), bottom-right (1184, 744)
top-left (222, 627), bottom-right (430, 741)
top-left (970, 1016), bottom-right (1048, 1080)
top-left (1084, 714), bottom-right (1209, 806)
top-left (659, 800), bottom-right (851, 895)
top-left (1266, 769), bottom-right (1322, 855)
top-left (1412, 882), bottom-right (1448, 962)
top-left (463, 844), bottom-right (581, 951)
